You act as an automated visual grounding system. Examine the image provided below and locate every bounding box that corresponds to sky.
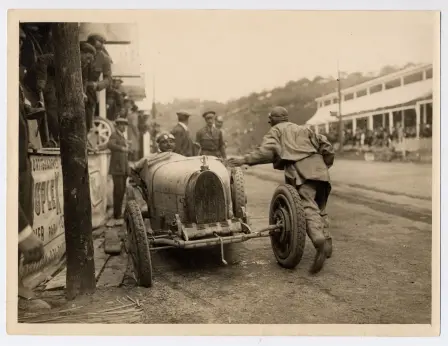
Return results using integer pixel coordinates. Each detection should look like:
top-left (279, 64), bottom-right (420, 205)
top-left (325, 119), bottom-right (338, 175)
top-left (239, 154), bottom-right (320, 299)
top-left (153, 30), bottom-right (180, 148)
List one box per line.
top-left (133, 10), bottom-right (436, 106)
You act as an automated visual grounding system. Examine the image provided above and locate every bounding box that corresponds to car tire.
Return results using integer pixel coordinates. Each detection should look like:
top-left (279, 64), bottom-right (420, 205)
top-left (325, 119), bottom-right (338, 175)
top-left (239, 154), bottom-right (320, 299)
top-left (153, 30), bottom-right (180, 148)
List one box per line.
top-left (269, 184), bottom-right (307, 269)
top-left (125, 200), bottom-right (153, 288)
top-left (231, 167), bottom-right (247, 220)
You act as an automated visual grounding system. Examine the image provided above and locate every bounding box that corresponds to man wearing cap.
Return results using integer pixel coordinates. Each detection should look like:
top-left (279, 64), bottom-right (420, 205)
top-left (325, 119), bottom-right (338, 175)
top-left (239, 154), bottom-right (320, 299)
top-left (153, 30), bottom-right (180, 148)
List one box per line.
top-left (196, 111), bottom-right (226, 158)
top-left (85, 33), bottom-right (113, 131)
top-left (106, 78), bottom-right (124, 121)
top-left (171, 111), bottom-right (197, 157)
top-left (25, 41), bottom-right (96, 143)
top-left (107, 118), bottom-right (130, 222)
top-left (127, 104), bottom-right (141, 161)
top-left (228, 106), bottom-right (335, 274)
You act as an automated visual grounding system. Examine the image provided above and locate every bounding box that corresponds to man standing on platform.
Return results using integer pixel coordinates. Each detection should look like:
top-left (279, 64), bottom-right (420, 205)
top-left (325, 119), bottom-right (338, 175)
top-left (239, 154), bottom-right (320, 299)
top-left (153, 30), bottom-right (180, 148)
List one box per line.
top-left (171, 111), bottom-right (197, 157)
top-left (107, 118), bottom-right (130, 224)
top-left (106, 78), bottom-right (124, 121)
top-left (196, 111), bottom-right (226, 158)
top-left (85, 33), bottom-right (113, 132)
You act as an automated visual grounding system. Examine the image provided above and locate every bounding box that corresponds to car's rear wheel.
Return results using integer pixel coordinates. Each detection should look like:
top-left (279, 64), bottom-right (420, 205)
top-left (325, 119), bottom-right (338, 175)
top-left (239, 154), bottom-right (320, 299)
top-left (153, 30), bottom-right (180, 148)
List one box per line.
top-left (269, 184), bottom-right (307, 269)
top-left (230, 167), bottom-right (247, 221)
top-left (125, 200), bottom-right (153, 288)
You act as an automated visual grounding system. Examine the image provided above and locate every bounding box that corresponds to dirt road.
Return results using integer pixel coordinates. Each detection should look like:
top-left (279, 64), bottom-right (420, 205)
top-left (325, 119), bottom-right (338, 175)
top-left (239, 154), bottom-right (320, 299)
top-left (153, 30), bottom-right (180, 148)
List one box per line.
top-left (29, 169), bottom-right (432, 325)
top-left (132, 172), bottom-right (432, 324)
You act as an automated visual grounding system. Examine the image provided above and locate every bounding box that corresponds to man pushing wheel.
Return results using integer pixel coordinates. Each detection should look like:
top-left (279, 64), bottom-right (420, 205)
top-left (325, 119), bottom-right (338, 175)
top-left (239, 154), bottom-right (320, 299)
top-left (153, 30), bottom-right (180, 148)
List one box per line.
top-left (227, 106), bottom-right (334, 274)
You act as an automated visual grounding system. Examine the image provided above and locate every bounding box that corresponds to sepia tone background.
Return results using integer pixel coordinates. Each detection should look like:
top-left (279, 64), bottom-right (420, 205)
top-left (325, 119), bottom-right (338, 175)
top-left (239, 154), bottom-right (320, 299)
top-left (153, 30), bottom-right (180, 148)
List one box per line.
top-left (6, 9), bottom-right (441, 336)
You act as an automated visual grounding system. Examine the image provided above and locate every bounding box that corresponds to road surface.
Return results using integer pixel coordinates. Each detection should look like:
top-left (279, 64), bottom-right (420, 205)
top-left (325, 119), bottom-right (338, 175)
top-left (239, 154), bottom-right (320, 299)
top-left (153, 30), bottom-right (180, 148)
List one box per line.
top-left (30, 167), bottom-right (432, 325)
top-left (124, 171), bottom-right (432, 324)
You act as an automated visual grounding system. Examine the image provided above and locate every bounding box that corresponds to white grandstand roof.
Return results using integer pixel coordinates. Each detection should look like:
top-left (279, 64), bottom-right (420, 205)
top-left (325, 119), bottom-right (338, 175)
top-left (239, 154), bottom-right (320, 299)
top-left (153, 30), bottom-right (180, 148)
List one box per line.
top-left (306, 78), bottom-right (433, 125)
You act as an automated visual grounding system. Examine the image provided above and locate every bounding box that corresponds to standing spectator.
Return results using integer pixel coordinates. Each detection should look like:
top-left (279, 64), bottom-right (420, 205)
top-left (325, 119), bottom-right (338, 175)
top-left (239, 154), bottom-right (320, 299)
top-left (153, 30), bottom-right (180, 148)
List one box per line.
top-left (360, 130), bottom-right (365, 147)
top-left (127, 104), bottom-right (140, 161)
top-left (107, 118), bottom-right (130, 224)
top-left (215, 115), bottom-right (228, 149)
top-left (196, 111), bottom-right (226, 158)
top-left (396, 122), bottom-right (404, 143)
top-left (30, 42), bottom-right (96, 144)
top-left (171, 111), bottom-right (197, 157)
top-left (106, 78), bottom-right (124, 121)
top-left (85, 33), bottom-right (113, 132)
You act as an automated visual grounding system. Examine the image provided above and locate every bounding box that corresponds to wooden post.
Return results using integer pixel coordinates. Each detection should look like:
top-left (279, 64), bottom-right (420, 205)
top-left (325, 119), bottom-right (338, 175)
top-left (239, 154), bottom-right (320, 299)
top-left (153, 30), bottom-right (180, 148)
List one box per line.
top-left (52, 23), bottom-right (96, 300)
top-left (423, 102), bottom-right (428, 124)
top-left (97, 74), bottom-right (107, 119)
top-left (337, 66), bottom-right (344, 152)
top-left (416, 104), bottom-right (421, 139)
top-left (368, 115), bottom-right (373, 130)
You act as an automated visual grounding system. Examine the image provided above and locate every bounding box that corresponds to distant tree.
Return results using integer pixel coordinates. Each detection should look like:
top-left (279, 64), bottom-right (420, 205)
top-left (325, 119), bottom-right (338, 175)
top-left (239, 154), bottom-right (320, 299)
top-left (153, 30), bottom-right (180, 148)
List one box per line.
top-left (379, 65), bottom-right (397, 76)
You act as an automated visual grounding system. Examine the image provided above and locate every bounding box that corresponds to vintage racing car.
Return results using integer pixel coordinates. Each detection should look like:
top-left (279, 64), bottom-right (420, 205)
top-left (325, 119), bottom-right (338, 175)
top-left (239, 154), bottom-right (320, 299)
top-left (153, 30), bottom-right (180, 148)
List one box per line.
top-left (124, 153), bottom-right (307, 287)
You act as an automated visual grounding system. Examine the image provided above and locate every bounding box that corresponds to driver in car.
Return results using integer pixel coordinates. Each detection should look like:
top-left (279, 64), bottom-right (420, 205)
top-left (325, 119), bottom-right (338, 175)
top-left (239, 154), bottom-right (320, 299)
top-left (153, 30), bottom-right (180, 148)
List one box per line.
top-left (228, 106), bottom-right (334, 274)
top-left (131, 131), bottom-right (178, 172)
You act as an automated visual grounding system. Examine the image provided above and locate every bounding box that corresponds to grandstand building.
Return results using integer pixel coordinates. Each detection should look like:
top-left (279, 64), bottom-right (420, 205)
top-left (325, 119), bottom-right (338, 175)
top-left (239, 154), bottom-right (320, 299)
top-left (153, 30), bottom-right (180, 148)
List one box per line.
top-left (306, 63), bottom-right (433, 141)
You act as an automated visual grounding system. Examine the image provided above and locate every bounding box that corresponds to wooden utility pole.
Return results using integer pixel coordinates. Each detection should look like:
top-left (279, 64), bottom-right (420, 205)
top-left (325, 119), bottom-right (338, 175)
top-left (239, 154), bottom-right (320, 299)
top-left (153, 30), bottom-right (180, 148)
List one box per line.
top-left (150, 73), bottom-right (158, 153)
top-left (52, 23), bottom-right (96, 300)
top-left (337, 61), bottom-right (344, 152)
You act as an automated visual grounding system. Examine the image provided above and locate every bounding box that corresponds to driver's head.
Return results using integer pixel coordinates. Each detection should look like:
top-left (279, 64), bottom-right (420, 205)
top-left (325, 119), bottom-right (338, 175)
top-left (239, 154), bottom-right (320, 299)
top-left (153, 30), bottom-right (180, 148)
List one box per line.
top-left (156, 132), bottom-right (175, 152)
top-left (268, 106), bottom-right (289, 127)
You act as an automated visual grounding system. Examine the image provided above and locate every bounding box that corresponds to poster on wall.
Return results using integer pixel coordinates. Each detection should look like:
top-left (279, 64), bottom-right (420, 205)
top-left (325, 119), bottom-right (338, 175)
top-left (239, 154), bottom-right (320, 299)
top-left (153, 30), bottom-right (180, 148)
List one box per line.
top-left (19, 152), bottom-right (110, 281)
top-left (20, 154), bottom-right (66, 279)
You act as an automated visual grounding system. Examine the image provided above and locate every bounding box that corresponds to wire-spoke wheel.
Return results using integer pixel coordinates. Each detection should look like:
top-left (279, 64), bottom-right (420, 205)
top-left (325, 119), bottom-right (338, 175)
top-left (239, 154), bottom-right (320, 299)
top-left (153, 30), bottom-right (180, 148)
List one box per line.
top-left (124, 200), bottom-right (153, 288)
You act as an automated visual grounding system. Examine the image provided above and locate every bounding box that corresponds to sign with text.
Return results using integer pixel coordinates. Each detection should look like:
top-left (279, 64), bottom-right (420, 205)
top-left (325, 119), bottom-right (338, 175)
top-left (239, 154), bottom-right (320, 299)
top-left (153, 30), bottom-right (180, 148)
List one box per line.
top-left (19, 152), bottom-right (110, 280)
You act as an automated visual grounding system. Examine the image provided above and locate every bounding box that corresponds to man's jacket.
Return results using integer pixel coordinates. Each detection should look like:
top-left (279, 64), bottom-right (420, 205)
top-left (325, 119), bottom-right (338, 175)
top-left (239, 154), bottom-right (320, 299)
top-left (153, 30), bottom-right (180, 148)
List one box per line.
top-left (171, 123), bottom-right (196, 157)
top-left (244, 121), bottom-right (335, 186)
top-left (107, 130), bottom-right (129, 176)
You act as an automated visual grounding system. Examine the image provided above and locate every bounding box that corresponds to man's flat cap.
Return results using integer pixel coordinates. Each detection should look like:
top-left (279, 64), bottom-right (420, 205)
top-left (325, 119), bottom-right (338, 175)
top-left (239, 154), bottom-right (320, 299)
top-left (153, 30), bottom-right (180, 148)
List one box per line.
top-left (202, 111), bottom-right (216, 118)
top-left (215, 115), bottom-right (224, 122)
top-left (115, 118), bottom-right (128, 125)
top-left (80, 42), bottom-right (97, 55)
top-left (269, 106), bottom-right (289, 118)
top-left (176, 111), bottom-right (192, 118)
top-left (87, 33), bottom-right (107, 43)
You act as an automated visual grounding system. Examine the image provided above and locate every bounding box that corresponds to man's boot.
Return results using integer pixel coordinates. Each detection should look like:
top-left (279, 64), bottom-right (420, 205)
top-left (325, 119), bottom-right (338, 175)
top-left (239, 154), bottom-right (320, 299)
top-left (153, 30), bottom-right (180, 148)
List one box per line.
top-left (325, 238), bottom-right (333, 259)
top-left (310, 238), bottom-right (326, 274)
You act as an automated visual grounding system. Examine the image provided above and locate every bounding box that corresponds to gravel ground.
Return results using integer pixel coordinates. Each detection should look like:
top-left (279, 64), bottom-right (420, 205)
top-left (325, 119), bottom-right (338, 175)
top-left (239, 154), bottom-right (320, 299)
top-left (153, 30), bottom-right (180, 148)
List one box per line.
top-left (27, 169), bottom-right (432, 325)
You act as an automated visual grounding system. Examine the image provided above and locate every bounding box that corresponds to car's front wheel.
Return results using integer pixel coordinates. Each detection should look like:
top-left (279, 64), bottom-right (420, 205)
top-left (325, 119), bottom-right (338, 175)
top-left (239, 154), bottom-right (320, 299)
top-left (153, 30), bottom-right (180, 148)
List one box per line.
top-left (125, 200), bottom-right (153, 288)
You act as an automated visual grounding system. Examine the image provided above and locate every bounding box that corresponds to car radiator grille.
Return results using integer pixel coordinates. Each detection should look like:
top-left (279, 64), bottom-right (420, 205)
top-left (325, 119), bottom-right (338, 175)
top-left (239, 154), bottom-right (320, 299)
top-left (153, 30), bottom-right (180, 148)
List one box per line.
top-left (193, 171), bottom-right (227, 224)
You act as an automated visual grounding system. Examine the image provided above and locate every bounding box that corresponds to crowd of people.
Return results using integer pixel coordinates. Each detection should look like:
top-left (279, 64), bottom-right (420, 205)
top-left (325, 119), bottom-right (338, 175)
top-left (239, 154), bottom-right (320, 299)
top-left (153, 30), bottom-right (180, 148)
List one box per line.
top-left (322, 123), bottom-right (433, 149)
top-left (17, 24), bottom-right (150, 308)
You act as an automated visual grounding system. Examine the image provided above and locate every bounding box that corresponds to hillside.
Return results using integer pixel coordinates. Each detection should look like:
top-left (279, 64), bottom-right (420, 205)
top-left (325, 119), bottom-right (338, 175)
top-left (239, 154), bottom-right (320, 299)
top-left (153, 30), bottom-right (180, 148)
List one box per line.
top-left (147, 63), bottom-right (416, 154)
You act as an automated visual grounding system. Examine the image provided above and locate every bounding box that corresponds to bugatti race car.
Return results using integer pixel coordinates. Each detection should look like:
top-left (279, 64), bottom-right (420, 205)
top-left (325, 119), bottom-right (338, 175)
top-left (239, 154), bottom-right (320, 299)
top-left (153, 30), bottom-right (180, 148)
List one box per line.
top-left (124, 153), bottom-right (307, 287)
